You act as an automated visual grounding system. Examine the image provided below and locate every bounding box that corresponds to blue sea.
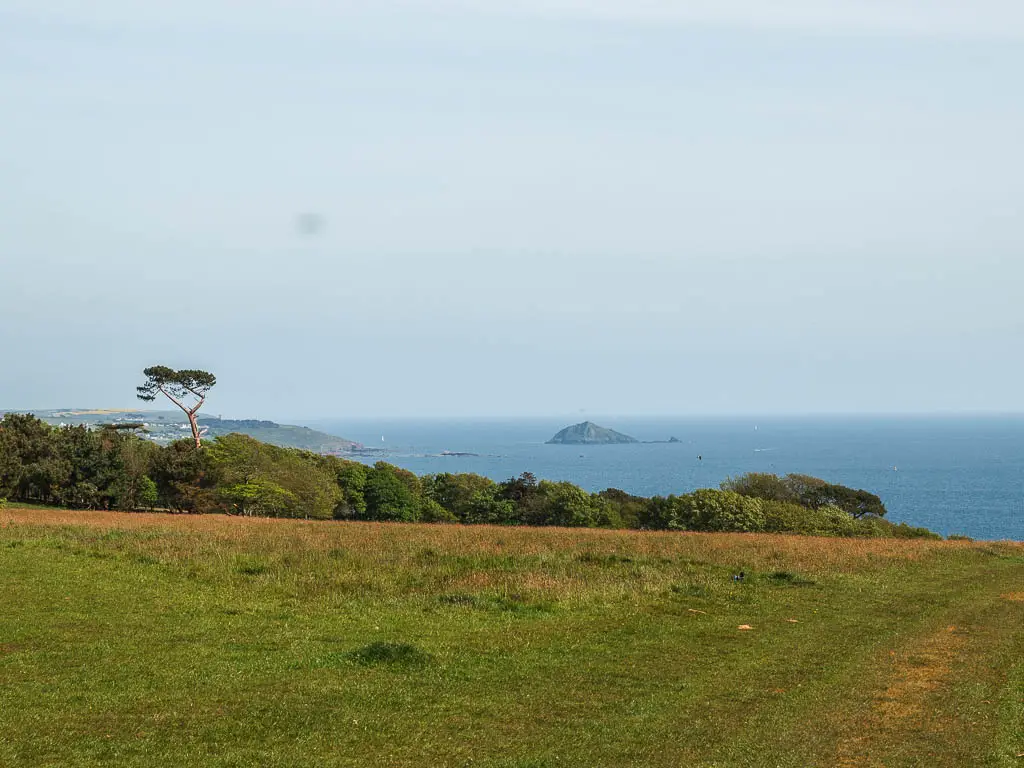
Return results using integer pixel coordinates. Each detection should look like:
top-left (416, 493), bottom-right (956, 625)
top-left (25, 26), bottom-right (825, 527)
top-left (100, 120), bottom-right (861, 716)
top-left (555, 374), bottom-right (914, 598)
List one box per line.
top-left (300, 416), bottom-right (1024, 541)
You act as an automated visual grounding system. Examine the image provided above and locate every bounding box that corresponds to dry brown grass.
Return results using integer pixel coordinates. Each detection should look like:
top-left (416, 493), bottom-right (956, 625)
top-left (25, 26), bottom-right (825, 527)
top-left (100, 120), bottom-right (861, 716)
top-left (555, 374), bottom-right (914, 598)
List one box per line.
top-left (833, 615), bottom-right (1013, 768)
top-left (874, 625), bottom-right (966, 721)
top-left (2, 506), bottom-right (1012, 576)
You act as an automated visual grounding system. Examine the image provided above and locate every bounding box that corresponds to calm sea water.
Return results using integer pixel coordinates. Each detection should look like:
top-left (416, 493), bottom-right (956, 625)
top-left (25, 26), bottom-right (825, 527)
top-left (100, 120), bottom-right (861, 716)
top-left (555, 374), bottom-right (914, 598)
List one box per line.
top-left (300, 416), bottom-right (1024, 541)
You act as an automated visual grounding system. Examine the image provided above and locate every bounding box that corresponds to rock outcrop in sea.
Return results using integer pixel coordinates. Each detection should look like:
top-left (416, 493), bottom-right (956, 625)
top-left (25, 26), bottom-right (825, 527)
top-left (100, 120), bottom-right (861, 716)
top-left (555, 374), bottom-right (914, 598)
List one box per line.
top-left (546, 421), bottom-right (639, 445)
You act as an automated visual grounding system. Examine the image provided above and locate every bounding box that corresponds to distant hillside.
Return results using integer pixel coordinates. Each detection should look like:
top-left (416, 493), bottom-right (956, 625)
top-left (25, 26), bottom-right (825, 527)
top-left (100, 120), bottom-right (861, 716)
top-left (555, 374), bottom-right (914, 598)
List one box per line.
top-left (197, 417), bottom-right (360, 454)
top-left (11, 409), bottom-right (361, 455)
top-left (546, 421), bottom-right (638, 445)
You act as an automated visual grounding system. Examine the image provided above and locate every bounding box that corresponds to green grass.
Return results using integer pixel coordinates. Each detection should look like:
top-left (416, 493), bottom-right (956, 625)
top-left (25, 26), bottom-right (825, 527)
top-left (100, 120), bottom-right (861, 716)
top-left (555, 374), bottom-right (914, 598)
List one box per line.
top-left (1, 509), bottom-right (1023, 767)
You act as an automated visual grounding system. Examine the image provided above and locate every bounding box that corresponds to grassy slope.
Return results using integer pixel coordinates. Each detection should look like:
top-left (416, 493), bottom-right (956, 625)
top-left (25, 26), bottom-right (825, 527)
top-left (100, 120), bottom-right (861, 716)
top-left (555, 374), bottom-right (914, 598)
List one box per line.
top-left (1, 508), bottom-right (1022, 768)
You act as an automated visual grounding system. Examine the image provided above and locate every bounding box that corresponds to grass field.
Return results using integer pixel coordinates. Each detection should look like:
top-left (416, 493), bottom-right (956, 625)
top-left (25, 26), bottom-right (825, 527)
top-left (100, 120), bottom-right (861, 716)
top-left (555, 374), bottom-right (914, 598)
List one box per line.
top-left (1, 508), bottom-right (1023, 767)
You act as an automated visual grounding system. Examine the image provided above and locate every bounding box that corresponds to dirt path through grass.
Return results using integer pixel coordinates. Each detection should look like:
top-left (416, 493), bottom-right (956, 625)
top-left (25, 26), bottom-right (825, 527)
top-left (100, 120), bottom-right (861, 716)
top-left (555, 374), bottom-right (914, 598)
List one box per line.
top-left (830, 571), bottom-right (1024, 768)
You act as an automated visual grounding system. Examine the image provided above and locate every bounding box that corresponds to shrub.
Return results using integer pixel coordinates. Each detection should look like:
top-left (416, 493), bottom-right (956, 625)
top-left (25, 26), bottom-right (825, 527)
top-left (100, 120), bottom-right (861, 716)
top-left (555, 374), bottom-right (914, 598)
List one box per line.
top-left (597, 488), bottom-right (646, 529)
top-left (721, 473), bottom-right (797, 503)
top-left (419, 497), bottom-right (458, 523)
top-left (649, 489), bottom-right (766, 533)
top-left (888, 522), bottom-right (942, 540)
top-left (783, 474), bottom-right (887, 518)
top-left (725, 472), bottom-right (888, 520)
top-left (847, 516), bottom-right (893, 538)
top-left (762, 501), bottom-right (860, 537)
top-left (461, 491), bottom-right (517, 525)
top-left (534, 481), bottom-right (615, 528)
top-left (424, 473), bottom-right (497, 521)
top-left (138, 476), bottom-right (159, 509)
top-left (219, 479), bottom-right (297, 517)
top-left (345, 642), bottom-right (432, 669)
top-left (638, 495), bottom-right (680, 530)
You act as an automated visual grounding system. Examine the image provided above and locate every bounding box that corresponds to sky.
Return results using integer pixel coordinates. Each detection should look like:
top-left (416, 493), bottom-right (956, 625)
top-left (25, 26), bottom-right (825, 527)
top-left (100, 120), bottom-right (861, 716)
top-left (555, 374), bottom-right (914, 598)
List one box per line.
top-left (2, 1), bottom-right (1023, 419)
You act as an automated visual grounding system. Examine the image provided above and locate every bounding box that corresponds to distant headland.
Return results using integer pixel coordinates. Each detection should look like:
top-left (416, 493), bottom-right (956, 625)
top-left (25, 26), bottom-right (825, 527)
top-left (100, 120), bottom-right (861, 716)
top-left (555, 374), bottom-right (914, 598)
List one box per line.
top-left (2, 408), bottom-right (362, 455)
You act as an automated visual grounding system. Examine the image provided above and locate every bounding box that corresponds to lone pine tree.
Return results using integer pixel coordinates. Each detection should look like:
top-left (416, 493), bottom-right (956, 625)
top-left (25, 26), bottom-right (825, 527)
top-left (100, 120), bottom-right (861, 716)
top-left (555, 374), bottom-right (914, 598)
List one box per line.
top-left (137, 366), bottom-right (217, 448)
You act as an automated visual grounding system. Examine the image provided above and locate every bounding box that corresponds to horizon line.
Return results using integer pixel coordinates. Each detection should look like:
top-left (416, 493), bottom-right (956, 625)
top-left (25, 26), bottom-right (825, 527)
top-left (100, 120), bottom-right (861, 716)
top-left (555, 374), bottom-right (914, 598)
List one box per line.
top-left (6, 407), bottom-right (1024, 423)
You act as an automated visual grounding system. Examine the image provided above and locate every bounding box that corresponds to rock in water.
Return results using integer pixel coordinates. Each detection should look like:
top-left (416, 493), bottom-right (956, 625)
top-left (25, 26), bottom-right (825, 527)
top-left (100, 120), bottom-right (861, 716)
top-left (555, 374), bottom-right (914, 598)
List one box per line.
top-left (546, 421), bottom-right (639, 445)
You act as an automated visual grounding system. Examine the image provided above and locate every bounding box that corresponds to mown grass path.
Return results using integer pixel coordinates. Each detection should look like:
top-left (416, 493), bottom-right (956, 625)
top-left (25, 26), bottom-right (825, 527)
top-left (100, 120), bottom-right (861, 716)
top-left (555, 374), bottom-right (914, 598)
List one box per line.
top-left (1, 509), bottom-right (1022, 767)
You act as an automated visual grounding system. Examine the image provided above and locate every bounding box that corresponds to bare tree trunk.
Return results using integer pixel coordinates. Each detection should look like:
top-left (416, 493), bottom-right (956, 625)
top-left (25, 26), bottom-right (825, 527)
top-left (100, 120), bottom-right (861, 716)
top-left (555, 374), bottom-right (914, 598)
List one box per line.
top-left (156, 385), bottom-right (206, 448)
top-left (188, 413), bottom-right (202, 449)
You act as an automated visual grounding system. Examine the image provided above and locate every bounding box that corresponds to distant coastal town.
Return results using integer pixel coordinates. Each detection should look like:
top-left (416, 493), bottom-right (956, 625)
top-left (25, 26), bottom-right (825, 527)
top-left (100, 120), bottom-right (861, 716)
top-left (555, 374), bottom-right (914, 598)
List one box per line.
top-left (0, 409), bottom-right (362, 455)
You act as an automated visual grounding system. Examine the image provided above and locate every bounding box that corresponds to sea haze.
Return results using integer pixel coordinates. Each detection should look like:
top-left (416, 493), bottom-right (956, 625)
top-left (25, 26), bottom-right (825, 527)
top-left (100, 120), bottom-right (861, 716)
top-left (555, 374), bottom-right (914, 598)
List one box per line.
top-left (297, 415), bottom-right (1024, 541)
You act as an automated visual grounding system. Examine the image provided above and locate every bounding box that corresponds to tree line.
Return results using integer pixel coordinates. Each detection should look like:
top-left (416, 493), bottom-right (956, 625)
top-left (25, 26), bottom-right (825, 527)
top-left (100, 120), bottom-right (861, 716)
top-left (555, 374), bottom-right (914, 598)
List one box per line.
top-left (0, 413), bottom-right (939, 538)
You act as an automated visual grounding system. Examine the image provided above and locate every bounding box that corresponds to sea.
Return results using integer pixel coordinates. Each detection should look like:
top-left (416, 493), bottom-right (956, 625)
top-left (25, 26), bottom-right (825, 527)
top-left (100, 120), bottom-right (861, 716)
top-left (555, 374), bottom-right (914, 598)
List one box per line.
top-left (299, 416), bottom-right (1024, 541)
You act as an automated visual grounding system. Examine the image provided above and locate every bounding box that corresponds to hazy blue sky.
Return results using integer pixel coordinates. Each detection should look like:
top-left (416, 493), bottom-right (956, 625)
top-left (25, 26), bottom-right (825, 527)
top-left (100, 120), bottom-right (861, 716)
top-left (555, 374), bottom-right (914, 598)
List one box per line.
top-left (2, 1), bottom-right (1023, 419)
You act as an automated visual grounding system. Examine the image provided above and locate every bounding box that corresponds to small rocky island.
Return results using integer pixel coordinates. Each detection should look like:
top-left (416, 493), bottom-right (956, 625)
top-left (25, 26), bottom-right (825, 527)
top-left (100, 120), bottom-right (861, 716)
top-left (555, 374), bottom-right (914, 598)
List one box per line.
top-left (546, 421), bottom-right (639, 445)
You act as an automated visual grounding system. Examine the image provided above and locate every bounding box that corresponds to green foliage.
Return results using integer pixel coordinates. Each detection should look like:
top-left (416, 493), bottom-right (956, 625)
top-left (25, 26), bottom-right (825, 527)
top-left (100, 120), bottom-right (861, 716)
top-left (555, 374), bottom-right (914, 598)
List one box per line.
top-left (0, 413), bottom-right (65, 504)
top-left (138, 476), bottom-right (159, 509)
top-left (889, 522), bottom-right (942, 540)
top-left (641, 490), bottom-right (766, 532)
top-left (0, 425), bottom-right (18, 500)
top-left (501, 471), bottom-right (538, 498)
top-left (424, 473), bottom-right (496, 519)
top-left (363, 462), bottom-right (423, 522)
top-left (722, 472), bottom-right (888, 519)
top-left (419, 497), bottom-right (458, 523)
top-left (784, 473), bottom-right (887, 518)
top-left (721, 472), bottom-right (798, 503)
top-left (151, 439), bottom-right (215, 513)
top-left (462, 492), bottom-right (517, 525)
top-left (677, 489), bottom-right (766, 532)
top-left (220, 480), bottom-right (297, 517)
top-left (597, 488), bottom-right (647, 529)
top-left (0, 414), bottom-right (153, 510)
top-left (108, 435), bottom-right (161, 511)
top-left (763, 501), bottom-right (857, 536)
top-left (314, 457), bottom-right (369, 519)
top-left (532, 481), bottom-right (619, 528)
top-left (760, 501), bottom-right (938, 539)
top-left (136, 366), bottom-right (217, 404)
top-left (206, 434), bottom-right (340, 519)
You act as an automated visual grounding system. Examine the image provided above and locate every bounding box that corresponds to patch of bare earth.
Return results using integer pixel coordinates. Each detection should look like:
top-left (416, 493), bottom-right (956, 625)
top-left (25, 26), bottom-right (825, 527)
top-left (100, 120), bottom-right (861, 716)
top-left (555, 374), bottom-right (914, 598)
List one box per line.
top-left (835, 625), bottom-right (968, 767)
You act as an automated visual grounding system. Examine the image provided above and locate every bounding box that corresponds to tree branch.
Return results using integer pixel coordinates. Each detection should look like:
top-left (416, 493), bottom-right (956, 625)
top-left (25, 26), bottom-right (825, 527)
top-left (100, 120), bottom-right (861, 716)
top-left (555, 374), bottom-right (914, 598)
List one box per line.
top-left (157, 385), bottom-right (190, 415)
top-left (182, 384), bottom-right (207, 400)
